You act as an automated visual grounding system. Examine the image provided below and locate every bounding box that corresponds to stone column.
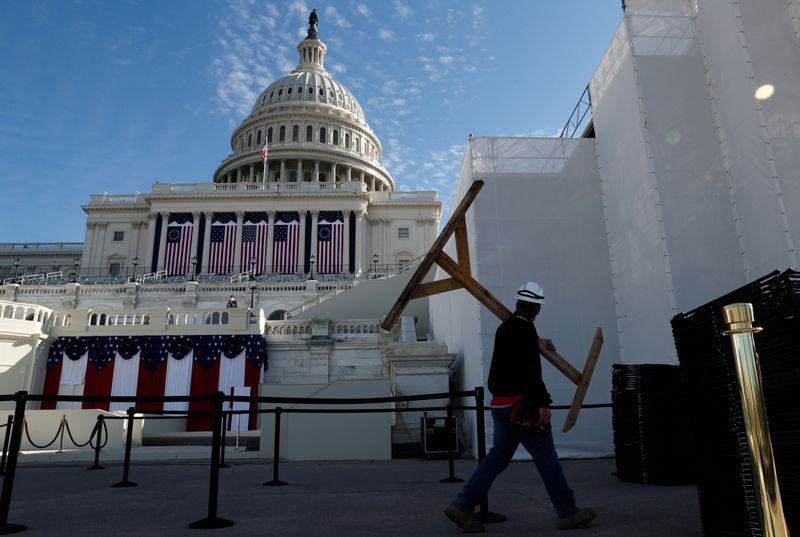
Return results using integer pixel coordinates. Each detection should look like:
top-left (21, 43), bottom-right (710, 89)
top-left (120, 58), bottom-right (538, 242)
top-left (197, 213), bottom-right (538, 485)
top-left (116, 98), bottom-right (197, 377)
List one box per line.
top-left (355, 210), bottom-right (366, 274)
top-left (266, 211), bottom-right (276, 273)
top-left (146, 212), bottom-right (158, 271)
top-left (249, 164), bottom-right (254, 181)
top-left (94, 222), bottom-right (109, 274)
top-left (310, 210), bottom-right (320, 271)
top-left (236, 168), bottom-right (242, 182)
top-left (233, 211), bottom-right (244, 273)
top-left (314, 160), bottom-right (320, 182)
top-left (342, 211), bottom-right (351, 273)
top-left (346, 166), bottom-right (352, 182)
top-left (298, 158), bottom-right (304, 182)
top-left (279, 160), bottom-right (286, 182)
top-left (189, 212), bottom-right (201, 270)
top-left (83, 222), bottom-right (96, 273)
top-left (331, 162), bottom-right (337, 183)
top-left (201, 211), bottom-right (213, 272)
top-left (157, 212), bottom-right (169, 272)
top-left (298, 211), bottom-right (307, 269)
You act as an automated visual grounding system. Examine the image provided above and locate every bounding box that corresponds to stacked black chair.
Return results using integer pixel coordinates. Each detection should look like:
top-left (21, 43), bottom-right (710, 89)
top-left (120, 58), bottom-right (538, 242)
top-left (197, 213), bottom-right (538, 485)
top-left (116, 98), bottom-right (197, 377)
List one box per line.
top-left (611, 363), bottom-right (694, 484)
top-left (671, 269), bottom-right (799, 537)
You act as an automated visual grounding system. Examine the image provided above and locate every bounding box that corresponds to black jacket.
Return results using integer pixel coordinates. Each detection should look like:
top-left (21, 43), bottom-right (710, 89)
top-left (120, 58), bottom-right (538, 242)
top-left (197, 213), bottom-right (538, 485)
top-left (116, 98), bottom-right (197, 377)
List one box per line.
top-left (487, 313), bottom-right (552, 408)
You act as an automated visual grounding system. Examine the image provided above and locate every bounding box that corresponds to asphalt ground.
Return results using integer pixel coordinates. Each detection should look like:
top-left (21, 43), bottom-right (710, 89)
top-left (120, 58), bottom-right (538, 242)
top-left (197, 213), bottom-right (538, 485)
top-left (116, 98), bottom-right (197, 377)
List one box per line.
top-left (1, 457), bottom-right (701, 537)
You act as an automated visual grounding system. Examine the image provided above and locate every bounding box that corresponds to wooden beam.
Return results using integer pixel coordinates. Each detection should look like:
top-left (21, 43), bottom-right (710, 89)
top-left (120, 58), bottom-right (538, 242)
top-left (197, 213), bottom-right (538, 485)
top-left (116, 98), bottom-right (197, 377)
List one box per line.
top-left (454, 219), bottom-right (471, 274)
top-left (436, 252), bottom-right (512, 320)
top-left (539, 345), bottom-right (583, 386)
top-left (562, 327), bottom-right (604, 433)
top-left (381, 180), bottom-right (484, 330)
top-left (410, 278), bottom-right (463, 299)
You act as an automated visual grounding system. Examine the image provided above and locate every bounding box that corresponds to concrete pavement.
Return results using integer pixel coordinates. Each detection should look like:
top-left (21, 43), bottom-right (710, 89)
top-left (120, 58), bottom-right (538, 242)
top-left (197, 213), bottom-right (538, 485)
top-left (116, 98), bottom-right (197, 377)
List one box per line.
top-left (2, 457), bottom-right (701, 536)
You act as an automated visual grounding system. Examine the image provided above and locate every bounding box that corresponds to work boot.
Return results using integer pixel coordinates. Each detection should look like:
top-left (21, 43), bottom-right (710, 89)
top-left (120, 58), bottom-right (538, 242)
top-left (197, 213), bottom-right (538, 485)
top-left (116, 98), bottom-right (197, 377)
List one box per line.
top-left (557, 507), bottom-right (597, 530)
top-left (444, 504), bottom-right (485, 533)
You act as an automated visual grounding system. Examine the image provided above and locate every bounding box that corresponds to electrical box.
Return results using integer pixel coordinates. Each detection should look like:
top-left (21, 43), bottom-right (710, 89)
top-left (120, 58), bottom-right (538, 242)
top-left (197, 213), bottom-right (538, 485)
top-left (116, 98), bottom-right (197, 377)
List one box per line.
top-left (421, 416), bottom-right (458, 454)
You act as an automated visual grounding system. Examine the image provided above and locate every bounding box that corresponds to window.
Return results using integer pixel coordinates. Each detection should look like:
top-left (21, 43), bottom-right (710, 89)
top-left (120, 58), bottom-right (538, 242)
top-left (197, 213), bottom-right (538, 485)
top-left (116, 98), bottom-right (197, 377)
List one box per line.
top-left (248, 133), bottom-right (252, 146)
top-left (292, 125), bottom-right (299, 141)
top-left (269, 91), bottom-right (274, 99)
top-left (278, 89), bottom-right (282, 96)
top-left (304, 171), bottom-right (312, 182)
top-left (298, 86), bottom-right (303, 94)
top-left (332, 130), bottom-right (339, 145)
top-left (319, 172), bottom-right (327, 182)
top-left (268, 310), bottom-right (287, 321)
top-left (288, 87), bottom-right (292, 94)
top-left (355, 137), bottom-right (360, 152)
top-left (289, 170), bottom-right (297, 182)
top-left (398, 228), bottom-right (410, 239)
top-left (345, 133), bottom-right (350, 148)
top-left (306, 125), bottom-right (313, 141)
top-left (256, 131), bottom-right (262, 145)
top-left (109, 263), bottom-right (121, 276)
top-left (399, 259), bottom-right (410, 269)
top-left (113, 231), bottom-right (124, 241)
top-left (319, 88), bottom-right (324, 96)
top-left (279, 126), bottom-right (286, 141)
top-left (308, 87), bottom-right (313, 94)
top-left (267, 127), bottom-right (273, 143)
top-left (320, 127), bottom-right (327, 143)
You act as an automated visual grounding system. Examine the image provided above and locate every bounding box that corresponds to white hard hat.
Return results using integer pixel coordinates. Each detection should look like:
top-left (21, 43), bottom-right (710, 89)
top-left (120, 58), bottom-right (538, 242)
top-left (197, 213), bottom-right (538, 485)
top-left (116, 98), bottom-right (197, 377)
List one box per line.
top-left (516, 282), bottom-right (545, 305)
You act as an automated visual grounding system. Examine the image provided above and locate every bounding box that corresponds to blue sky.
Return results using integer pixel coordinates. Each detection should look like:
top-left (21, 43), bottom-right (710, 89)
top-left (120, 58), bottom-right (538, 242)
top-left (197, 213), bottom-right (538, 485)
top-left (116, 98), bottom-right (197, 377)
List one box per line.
top-left (0, 0), bottom-right (621, 243)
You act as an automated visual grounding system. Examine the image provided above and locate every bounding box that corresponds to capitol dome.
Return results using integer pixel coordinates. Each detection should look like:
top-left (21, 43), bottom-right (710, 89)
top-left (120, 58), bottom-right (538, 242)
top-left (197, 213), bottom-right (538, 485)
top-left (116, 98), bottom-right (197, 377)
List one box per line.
top-left (213, 18), bottom-right (394, 192)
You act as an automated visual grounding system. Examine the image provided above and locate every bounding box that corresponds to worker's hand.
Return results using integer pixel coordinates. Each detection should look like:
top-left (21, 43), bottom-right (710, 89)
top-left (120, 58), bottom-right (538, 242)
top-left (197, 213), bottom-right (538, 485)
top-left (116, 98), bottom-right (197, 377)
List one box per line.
top-left (542, 338), bottom-right (556, 352)
top-left (537, 407), bottom-right (551, 428)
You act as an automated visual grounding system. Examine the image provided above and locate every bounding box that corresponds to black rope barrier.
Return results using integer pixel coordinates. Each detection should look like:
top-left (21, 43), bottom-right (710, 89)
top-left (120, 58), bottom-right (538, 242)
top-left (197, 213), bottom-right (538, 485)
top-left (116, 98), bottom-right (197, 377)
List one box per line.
top-left (263, 407), bottom-right (288, 487)
top-left (0, 391), bottom-right (29, 533)
top-left (23, 418), bottom-right (64, 450)
top-left (64, 420), bottom-right (95, 448)
top-left (87, 416), bottom-right (106, 471)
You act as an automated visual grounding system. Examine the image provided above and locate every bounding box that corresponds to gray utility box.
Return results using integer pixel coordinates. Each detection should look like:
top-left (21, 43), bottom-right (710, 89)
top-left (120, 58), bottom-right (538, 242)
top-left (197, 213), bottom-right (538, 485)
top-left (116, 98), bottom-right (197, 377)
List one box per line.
top-left (421, 416), bottom-right (458, 454)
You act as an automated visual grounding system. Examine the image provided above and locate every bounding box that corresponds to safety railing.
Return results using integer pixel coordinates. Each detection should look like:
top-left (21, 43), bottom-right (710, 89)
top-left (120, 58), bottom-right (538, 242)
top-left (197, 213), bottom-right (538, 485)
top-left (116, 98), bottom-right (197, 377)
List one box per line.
top-left (0, 390), bottom-right (610, 533)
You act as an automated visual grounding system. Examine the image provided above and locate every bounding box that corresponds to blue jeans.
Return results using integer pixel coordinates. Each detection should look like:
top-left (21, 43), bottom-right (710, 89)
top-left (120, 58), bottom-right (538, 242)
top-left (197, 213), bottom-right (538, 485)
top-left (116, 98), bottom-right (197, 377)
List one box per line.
top-left (453, 406), bottom-right (577, 519)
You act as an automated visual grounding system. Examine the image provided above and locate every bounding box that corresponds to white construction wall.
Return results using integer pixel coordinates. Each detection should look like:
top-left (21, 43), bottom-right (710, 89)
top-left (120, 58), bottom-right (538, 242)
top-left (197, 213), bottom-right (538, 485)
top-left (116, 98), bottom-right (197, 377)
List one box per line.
top-left (430, 138), bottom-right (619, 458)
top-left (433, 0), bottom-right (800, 458)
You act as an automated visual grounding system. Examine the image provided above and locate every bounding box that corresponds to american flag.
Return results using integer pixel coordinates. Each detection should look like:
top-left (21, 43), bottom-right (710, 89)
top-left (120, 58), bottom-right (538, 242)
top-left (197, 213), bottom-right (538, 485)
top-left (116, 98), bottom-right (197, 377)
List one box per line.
top-left (317, 211), bottom-right (344, 274)
top-left (272, 212), bottom-right (300, 274)
top-left (260, 144), bottom-right (268, 160)
top-left (208, 213), bottom-right (237, 274)
top-left (240, 212), bottom-right (269, 274)
top-left (165, 213), bottom-right (193, 276)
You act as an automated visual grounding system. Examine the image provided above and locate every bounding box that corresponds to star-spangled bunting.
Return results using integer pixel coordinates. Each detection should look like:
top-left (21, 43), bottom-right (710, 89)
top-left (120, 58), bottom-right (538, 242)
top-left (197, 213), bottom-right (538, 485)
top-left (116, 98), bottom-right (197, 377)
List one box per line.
top-left (47, 335), bottom-right (268, 372)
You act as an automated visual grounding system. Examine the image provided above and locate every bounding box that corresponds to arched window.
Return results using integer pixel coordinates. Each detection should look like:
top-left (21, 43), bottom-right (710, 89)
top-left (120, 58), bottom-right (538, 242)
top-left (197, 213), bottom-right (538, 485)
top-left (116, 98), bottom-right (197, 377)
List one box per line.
top-left (267, 127), bottom-right (273, 143)
top-left (279, 126), bottom-right (286, 142)
top-left (278, 88), bottom-right (283, 96)
top-left (345, 133), bottom-right (350, 148)
top-left (319, 88), bottom-right (324, 96)
top-left (288, 87), bottom-right (292, 94)
top-left (304, 171), bottom-right (312, 182)
top-left (267, 310), bottom-right (287, 321)
top-left (332, 130), bottom-right (339, 145)
top-left (292, 125), bottom-right (299, 141)
top-left (320, 127), bottom-right (327, 143)
top-left (256, 131), bottom-right (262, 145)
top-left (306, 125), bottom-right (313, 141)
top-left (289, 170), bottom-right (297, 182)
top-left (355, 137), bottom-right (360, 152)
top-left (248, 133), bottom-right (252, 146)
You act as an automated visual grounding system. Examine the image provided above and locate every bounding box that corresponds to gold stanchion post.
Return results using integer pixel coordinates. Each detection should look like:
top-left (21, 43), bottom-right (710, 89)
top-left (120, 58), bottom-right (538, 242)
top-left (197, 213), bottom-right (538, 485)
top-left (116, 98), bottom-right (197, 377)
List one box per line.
top-left (722, 303), bottom-right (789, 537)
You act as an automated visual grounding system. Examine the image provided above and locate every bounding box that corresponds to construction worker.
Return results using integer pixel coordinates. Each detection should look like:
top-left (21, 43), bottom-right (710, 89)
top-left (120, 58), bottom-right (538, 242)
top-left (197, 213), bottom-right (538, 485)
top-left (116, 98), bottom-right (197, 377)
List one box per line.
top-left (445, 282), bottom-right (597, 533)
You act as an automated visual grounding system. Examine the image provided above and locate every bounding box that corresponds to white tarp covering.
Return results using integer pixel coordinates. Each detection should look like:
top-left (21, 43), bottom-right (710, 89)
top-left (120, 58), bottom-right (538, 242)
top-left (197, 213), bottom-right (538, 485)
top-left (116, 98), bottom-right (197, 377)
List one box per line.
top-left (430, 137), bottom-right (618, 459)
top-left (432, 0), bottom-right (800, 459)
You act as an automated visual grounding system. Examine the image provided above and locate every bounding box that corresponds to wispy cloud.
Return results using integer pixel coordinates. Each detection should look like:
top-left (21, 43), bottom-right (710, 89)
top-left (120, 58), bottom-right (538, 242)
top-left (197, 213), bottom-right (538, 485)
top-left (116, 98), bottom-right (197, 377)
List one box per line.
top-left (324, 6), bottom-right (350, 28)
top-left (355, 4), bottom-right (371, 17)
top-left (379, 29), bottom-right (394, 40)
top-left (393, 0), bottom-right (413, 20)
top-left (416, 32), bottom-right (435, 42)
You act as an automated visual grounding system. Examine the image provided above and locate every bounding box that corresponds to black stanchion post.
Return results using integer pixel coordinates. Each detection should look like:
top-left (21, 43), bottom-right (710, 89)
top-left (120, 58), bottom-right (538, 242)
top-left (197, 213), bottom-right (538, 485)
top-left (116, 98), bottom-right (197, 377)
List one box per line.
top-left (473, 386), bottom-right (506, 524)
top-left (111, 407), bottom-right (138, 487)
top-left (440, 404), bottom-right (463, 483)
top-left (0, 391), bottom-right (29, 533)
top-left (188, 392), bottom-right (234, 529)
top-left (0, 416), bottom-right (13, 476)
top-left (263, 407), bottom-right (287, 486)
top-left (219, 411), bottom-right (230, 469)
top-left (87, 415), bottom-right (105, 471)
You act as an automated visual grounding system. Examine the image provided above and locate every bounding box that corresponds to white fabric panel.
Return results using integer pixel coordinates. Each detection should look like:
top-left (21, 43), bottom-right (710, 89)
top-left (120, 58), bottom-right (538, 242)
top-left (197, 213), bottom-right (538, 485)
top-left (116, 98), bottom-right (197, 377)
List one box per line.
top-left (110, 351), bottom-right (140, 412)
top-left (631, 14), bottom-right (697, 57)
top-left (164, 351), bottom-right (193, 412)
top-left (217, 351), bottom-right (245, 395)
top-left (626, 0), bottom-right (693, 15)
top-left (59, 352), bottom-right (87, 385)
top-left (57, 351), bottom-right (88, 408)
top-left (218, 353), bottom-right (249, 432)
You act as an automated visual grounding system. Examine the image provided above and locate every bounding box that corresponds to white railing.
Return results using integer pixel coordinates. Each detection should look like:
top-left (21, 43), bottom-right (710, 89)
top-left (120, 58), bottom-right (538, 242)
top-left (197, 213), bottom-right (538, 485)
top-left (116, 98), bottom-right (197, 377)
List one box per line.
top-left (0, 242), bottom-right (83, 252)
top-left (149, 181), bottom-right (367, 194)
top-left (0, 300), bottom-right (53, 324)
top-left (285, 257), bottom-right (423, 318)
